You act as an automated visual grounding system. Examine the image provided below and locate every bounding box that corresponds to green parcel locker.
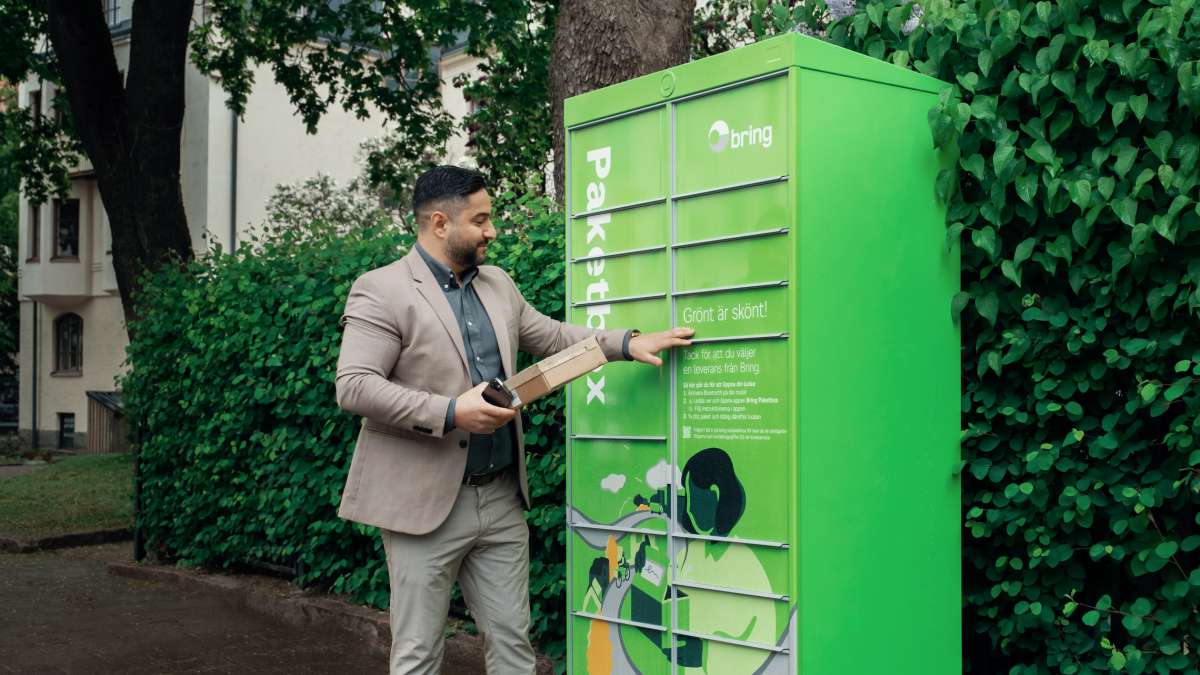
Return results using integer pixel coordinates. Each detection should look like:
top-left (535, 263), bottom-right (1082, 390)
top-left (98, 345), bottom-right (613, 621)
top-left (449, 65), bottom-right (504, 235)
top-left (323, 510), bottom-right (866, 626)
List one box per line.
top-left (563, 33), bottom-right (960, 675)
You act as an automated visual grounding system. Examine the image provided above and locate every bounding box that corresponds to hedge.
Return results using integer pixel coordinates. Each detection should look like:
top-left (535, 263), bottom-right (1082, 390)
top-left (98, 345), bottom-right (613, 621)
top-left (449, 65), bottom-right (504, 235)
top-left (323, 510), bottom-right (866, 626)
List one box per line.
top-left (121, 193), bottom-right (575, 660)
top-left (821, 1), bottom-right (1199, 672)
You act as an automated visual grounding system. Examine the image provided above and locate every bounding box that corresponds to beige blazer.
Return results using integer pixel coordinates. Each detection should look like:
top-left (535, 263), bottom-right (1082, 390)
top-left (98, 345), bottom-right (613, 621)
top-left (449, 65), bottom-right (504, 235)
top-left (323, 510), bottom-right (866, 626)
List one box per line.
top-left (334, 248), bottom-right (628, 535)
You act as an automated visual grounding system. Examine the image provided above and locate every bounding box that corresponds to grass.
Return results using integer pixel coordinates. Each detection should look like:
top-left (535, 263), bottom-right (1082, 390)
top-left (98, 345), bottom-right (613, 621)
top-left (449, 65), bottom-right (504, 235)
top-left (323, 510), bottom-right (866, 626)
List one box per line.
top-left (0, 453), bottom-right (133, 540)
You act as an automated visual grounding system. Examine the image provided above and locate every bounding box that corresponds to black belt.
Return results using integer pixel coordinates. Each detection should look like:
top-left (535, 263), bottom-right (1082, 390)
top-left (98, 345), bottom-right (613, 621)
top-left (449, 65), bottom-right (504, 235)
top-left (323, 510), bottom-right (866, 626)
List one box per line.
top-left (463, 466), bottom-right (509, 487)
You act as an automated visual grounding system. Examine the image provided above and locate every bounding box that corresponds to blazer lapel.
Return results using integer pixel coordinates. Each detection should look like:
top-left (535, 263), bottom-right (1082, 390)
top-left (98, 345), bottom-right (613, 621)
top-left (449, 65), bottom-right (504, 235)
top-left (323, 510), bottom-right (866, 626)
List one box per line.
top-left (405, 251), bottom-right (470, 373)
top-left (473, 273), bottom-right (515, 378)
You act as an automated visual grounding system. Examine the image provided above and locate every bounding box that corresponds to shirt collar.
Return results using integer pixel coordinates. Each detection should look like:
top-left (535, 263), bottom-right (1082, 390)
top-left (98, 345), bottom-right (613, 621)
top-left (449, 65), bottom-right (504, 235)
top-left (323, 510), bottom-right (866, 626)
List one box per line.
top-left (415, 241), bottom-right (477, 289)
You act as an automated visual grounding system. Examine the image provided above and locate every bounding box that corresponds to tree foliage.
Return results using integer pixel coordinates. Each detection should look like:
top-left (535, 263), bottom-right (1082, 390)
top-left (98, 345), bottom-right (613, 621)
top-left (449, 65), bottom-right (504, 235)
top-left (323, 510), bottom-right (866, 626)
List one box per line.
top-left (0, 0), bottom-right (559, 328)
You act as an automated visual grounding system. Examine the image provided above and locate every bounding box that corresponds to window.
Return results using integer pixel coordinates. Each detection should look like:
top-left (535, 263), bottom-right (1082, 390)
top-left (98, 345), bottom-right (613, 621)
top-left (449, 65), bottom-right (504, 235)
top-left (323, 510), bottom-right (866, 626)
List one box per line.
top-left (53, 198), bottom-right (80, 259)
top-left (27, 203), bottom-right (40, 261)
top-left (58, 413), bottom-right (75, 449)
top-left (28, 90), bottom-right (41, 127)
top-left (53, 313), bottom-right (82, 374)
top-left (103, 0), bottom-right (121, 27)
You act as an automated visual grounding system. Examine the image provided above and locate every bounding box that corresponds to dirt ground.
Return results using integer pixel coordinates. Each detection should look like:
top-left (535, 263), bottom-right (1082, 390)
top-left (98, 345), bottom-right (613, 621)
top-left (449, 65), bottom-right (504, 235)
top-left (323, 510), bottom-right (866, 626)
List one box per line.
top-left (0, 542), bottom-right (391, 674)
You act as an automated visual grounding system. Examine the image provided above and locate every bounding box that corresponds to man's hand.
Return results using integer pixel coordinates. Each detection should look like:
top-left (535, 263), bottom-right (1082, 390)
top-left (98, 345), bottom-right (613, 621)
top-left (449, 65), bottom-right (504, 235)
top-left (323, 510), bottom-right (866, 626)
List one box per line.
top-left (628, 327), bottom-right (695, 366)
top-left (454, 382), bottom-right (518, 434)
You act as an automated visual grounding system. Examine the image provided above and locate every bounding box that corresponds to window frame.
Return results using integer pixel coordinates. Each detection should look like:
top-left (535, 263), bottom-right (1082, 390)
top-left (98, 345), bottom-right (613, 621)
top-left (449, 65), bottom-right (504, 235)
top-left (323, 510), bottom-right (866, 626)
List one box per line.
top-left (52, 312), bottom-right (83, 375)
top-left (51, 198), bottom-right (81, 262)
top-left (26, 203), bottom-right (40, 262)
top-left (103, 0), bottom-right (122, 27)
top-left (28, 89), bottom-right (41, 127)
top-left (57, 412), bottom-right (76, 449)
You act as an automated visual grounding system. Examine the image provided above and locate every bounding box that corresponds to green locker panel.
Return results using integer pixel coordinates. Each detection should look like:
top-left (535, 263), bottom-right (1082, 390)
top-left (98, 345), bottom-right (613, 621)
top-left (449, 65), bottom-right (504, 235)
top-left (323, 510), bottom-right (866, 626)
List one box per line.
top-left (565, 33), bottom-right (959, 675)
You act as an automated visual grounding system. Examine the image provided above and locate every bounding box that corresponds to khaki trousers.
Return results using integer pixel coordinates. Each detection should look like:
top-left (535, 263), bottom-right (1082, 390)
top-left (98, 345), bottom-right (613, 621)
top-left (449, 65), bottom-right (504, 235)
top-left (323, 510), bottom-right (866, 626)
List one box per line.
top-left (380, 470), bottom-right (536, 675)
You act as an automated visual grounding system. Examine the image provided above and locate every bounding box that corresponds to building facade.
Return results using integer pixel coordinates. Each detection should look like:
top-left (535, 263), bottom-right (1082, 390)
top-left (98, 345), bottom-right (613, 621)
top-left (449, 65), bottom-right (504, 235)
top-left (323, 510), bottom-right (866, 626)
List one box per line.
top-left (16, 4), bottom-right (479, 449)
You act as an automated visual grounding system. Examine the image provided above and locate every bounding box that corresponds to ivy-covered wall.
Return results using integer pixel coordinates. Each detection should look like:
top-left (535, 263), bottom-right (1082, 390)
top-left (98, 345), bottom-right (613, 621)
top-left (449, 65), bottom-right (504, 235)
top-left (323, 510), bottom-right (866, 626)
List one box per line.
top-left (822, 1), bottom-right (1198, 672)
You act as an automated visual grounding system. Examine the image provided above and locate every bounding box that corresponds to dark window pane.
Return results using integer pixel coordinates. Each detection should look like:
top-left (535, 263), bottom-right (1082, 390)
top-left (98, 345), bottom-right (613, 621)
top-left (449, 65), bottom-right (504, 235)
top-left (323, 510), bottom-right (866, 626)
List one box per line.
top-left (28, 204), bottom-right (40, 260)
top-left (56, 199), bottom-right (79, 258)
top-left (54, 313), bottom-right (82, 372)
top-left (58, 413), bottom-right (75, 449)
top-left (29, 91), bottom-right (40, 127)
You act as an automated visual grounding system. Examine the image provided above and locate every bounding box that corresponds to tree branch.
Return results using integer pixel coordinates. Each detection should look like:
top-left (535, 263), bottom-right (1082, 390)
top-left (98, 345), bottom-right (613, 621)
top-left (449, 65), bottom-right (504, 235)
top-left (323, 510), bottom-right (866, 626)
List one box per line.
top-left (44, 0), bottom-right (126, 175)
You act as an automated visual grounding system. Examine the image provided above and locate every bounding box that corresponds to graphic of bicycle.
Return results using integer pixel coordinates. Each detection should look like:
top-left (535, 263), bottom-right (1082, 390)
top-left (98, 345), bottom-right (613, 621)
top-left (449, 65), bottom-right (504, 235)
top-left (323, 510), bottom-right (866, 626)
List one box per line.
top-left (612, 556), bottom-right (632, 588)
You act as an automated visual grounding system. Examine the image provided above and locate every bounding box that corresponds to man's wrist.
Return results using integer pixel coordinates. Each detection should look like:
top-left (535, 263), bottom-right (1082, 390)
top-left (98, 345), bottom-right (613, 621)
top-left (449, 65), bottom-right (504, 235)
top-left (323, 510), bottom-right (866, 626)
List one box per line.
top-left (622, 329), bottom-right (641, 361)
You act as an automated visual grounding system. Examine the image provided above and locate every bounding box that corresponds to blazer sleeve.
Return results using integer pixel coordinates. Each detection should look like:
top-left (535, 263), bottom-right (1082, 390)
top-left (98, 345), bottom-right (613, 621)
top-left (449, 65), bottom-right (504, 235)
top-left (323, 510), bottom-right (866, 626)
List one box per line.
top-left (503, 270), bottom-right (630, 360)
top-left (335, 272), bottom-right (453, 438)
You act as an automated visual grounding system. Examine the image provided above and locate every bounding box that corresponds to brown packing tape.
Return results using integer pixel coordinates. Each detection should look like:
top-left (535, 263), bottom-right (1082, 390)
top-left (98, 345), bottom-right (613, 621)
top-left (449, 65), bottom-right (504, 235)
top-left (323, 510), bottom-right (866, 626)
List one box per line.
top-left (503, 336), bottom-right (608, 408)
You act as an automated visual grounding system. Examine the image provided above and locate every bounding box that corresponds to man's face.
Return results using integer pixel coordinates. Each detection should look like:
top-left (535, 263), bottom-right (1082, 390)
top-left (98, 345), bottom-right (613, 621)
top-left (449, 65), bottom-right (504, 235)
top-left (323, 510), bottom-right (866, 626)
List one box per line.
top-left (443, 189), bottom-right (495, 269)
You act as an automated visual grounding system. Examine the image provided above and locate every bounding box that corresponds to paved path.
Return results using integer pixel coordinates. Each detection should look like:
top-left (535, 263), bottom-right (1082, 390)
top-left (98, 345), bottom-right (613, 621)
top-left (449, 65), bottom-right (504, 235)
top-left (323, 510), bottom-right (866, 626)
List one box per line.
top-left (0, 542), bottom-right (390, 674)
top-left (0, 464), bottom-right (46, 478)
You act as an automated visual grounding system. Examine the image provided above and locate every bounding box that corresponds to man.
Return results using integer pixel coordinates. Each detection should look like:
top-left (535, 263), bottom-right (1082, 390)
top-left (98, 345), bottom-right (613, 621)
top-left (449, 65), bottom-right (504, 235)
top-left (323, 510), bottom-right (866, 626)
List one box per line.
top-left (334, 165), bottom-right (693, 674)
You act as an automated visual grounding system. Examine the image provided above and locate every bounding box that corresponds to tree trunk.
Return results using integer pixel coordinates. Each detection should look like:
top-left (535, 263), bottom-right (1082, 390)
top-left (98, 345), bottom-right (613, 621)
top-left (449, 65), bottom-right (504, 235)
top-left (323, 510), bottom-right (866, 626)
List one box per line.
top-left (548, 0), bottom-right (693, 206)
top-left (45, 0), bottom-right (194, 333)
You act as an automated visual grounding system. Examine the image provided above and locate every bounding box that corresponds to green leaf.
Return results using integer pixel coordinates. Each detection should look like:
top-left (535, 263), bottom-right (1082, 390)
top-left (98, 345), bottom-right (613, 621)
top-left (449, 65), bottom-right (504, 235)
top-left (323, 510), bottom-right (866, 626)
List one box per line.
top-left (1026, 140), bottom-right (1057, 165)
top-left (1014, 238), bottom-right (1036, 265)
top-left (994, 144), bottom-right (1017, 178)
top-left (1097, 176), bottom-right (1116, 199)
top-left (1112, 101), bottom-right (1130, 127)
top-left (1114, 143), bottom-right (1138, 177)
top-left (978, 49), bottom-right (994, 76)
top-left (976, 292), bottom-right (999, 325)
top-left (1002, 260), bottom-right (1023, 287)
top-left (946, 221), bottom-right (965, 251)
top-left (1140, 382), bottom-right (1159, 402)
top-left (1000, 9), bottom-right (1021, 35)
top-left (1158, 164), bottom-right (1175, 189)
top-left (1082, 610), bottom-right (1101, 626)
top-left (1156, 541), bottom-right (1179, 559)
top-left (962, 154), bottom-right (986, 180)
top-left (1051, 70), bottom-right (1075, 96)
top-left (1133, 167), bottom-right (1156, 195)
top-left (866, 2), bottom-right (884, 27)
top-left (1110, 652), bottom-right (1126, 670)
top-left (1083, 40), bottom-right (1110, 64)
top-left (971, 226), bottom-right (999, 260)
top-left (1068, 179), bottom-right (1092, 208)
top-left (1113, 197), bottom-right (1139, 226)
top-left (1016, 173), bottom-right (1038, 204)
top-left (951, 291), bottom-right (971, 319)
top-left (1146, 130), bottom-right (1174, 163)
top-left (1131, 597), bottom-right (1153, 616)
top-left (1164, 377), bottom-right (1190, 401)
top-left (1128, 93), bottom-right (1148, 121)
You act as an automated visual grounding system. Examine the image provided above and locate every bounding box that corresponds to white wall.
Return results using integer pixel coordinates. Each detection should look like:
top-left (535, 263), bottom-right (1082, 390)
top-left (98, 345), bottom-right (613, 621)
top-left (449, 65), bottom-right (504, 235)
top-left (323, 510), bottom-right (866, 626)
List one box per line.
top-left (209, 63), bottom-right (390, 249)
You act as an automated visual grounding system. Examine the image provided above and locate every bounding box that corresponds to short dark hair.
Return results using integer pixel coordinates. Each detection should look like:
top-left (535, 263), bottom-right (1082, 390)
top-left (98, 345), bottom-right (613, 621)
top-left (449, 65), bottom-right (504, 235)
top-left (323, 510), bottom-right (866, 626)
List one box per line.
top-left (411, 165), bottom-right (487, 227)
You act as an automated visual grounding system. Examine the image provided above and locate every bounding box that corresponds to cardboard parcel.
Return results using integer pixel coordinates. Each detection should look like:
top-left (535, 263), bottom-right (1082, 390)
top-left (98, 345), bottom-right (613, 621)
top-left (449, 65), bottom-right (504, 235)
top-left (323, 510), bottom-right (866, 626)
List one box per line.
top-left (504, 336), bottom-right (607, 408)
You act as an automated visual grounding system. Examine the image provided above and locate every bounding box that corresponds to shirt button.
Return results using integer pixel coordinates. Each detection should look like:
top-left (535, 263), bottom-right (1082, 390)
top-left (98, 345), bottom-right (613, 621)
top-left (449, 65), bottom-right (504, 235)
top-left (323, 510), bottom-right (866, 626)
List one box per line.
top-left (475, 357), bottom-right (481, 361)
top-left (467, 321), bottom-right (472, 326)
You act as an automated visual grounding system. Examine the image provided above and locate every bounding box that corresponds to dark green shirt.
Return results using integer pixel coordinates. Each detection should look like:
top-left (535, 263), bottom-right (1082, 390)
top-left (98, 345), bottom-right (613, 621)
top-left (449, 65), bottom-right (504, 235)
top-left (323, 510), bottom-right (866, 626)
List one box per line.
top-left (415, 242), bottom-right (514, 478)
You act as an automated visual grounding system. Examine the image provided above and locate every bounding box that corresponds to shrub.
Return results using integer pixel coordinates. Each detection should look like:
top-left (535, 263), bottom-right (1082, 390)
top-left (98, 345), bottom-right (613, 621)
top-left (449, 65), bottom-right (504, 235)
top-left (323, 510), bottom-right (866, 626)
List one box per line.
top-left (821, 2), bottom-right (1199, 672)
top-left (122, 190), bottom-right (575, 658)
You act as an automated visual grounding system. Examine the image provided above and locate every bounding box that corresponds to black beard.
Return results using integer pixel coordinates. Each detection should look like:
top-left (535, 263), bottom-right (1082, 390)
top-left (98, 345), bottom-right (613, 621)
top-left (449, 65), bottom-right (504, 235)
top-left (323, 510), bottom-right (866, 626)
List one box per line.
top-left (446, 236), bottom-right (482, 269)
